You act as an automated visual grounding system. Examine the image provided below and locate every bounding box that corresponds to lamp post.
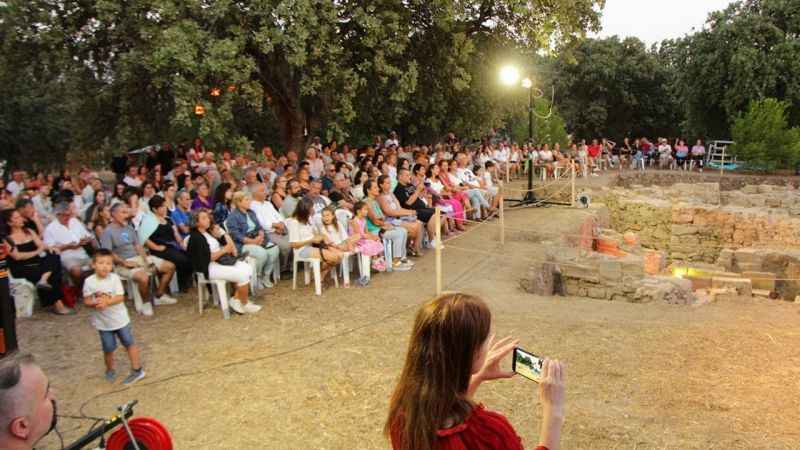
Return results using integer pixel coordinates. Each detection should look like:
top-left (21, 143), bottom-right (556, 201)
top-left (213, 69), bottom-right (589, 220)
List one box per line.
top-left (501, 65), bottom-right (535, 144)
top-left (521, 77), bottom-right (533, 143)
top-left (501, 65), bottom-right (541, 207)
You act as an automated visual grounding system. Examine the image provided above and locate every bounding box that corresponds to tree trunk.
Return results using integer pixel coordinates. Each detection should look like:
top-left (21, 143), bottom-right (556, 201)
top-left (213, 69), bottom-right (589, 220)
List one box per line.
top-left (274, 98), bottom-right (305, 155)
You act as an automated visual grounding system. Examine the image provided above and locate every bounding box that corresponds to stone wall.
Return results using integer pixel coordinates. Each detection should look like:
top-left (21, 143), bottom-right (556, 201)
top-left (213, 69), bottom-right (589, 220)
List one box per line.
top-left (617, 171), bottom-right (799, 191)
top-left (599, 185), bottom-right (800, 263)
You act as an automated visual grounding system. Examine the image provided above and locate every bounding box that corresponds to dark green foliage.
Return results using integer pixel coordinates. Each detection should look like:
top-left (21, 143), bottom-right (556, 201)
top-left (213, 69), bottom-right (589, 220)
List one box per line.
top-left (730, 98), bottom-right (800, 170)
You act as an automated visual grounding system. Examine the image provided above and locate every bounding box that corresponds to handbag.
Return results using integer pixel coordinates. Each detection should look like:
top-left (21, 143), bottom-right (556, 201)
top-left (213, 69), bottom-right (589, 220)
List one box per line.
top-left (217, 251), bottom-right (249, 266)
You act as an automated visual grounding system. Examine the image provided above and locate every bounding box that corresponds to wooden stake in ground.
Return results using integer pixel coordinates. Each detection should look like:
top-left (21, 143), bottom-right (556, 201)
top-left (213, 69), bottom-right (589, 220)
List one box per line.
top-left (720, 146), bottom-right (726, 177)
top-left (571, 161), bottom-right (576, 208)
top-left (435, 207), bottom-right (442, 296)
top-left (499, 183), bottom-right (505, 246)
top-left (505, 160), bottom-right (510, 183)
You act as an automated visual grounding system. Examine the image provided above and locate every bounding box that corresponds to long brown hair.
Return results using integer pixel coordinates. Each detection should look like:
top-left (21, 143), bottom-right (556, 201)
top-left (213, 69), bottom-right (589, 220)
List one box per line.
top-left (385, 293), bottom-right (492, 450)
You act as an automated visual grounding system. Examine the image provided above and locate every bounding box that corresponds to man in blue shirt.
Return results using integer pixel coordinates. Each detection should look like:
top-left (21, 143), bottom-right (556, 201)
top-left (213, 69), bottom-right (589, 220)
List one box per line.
top-left (170, 191), bottom-right (192, 239)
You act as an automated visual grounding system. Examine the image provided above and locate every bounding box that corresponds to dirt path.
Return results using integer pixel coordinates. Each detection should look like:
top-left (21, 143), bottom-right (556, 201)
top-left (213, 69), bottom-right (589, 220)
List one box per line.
top-left (23, 176), bottom-right (800, 449)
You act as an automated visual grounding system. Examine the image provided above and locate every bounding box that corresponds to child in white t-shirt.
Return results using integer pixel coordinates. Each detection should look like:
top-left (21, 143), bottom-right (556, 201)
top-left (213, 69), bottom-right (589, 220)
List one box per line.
top-left (83, 249), bottom-right (146, 385)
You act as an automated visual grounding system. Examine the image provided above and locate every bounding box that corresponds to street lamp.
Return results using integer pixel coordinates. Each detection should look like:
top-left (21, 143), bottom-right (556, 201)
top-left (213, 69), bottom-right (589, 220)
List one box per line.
top-left (500, 66), bottom-right (534, 143)
top-left (501, 67), bottom-right (538, 208)
top-left (499, 65), bottom-right (520, 87)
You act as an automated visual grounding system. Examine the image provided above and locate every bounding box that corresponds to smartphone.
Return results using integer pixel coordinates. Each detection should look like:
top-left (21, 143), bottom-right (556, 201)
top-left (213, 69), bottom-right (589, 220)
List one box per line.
top-left (512, 347), bottom-right (544, 383)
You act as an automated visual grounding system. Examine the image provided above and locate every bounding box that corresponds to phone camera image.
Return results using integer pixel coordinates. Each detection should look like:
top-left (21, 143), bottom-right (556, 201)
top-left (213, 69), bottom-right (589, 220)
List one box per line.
top-left (513, 348), bottom-right (544, 383)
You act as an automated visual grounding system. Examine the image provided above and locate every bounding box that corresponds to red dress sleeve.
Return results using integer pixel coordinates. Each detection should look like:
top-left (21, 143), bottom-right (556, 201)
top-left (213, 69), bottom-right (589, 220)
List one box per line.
top-left (390, 404), bottom-right (550, 450)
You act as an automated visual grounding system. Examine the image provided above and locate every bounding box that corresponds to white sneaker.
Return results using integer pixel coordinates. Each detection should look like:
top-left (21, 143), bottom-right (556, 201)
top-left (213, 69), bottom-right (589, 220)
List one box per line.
top-left (140, 303), bottom-right (154, 316)
top-left (228, 298), bottom-right (245, 314)
top-left (243, 302), bottom-right (262, 314)
top-left (401, 258), bottom-right (415, 267)
top-left (393, 261), bottom-right (412, 272)
top-left (258, 279), bottom-right (274, 289)
top-left (154, 295), bottom-right (178, 306)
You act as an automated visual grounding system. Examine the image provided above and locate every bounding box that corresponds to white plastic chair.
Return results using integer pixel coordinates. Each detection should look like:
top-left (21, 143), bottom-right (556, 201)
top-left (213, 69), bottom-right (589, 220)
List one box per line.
top-left (118, 273), bottom-right (153, 315)
top-left (382, 237), bottom-right (393, 272)
top-left (354, 252), bottom-right (371, 280)
top-left (291, 247), bottom-right (338, 296)
top-left (195, 272), bottom-right (231, 319)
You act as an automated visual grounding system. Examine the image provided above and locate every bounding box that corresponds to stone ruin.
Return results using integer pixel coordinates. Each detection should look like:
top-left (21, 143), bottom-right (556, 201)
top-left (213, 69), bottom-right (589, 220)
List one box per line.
top-left (524, 179), bottom-right (800, 306)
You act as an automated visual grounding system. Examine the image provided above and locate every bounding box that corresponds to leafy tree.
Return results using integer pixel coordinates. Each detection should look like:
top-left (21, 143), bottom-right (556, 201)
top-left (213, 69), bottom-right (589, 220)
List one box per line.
top-left (661, 0), bottom-right (800, 138)
top-left (730, 98), bottom-right (800, 170)
top-left (1, 0), bottom-right (602, 159)
top-left (549, 36), bottom-right (681, 141)
top-left (508, 97), bottom-right (570, 147)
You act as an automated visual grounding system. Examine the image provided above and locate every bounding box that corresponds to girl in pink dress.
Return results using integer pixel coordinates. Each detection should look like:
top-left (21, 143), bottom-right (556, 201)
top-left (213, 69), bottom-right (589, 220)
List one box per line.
top-left (350, 202), bottom-right (385, 272)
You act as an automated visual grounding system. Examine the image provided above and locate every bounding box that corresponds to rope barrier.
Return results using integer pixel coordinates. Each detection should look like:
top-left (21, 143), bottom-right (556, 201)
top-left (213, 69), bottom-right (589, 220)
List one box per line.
top-left (501, 179), bottom-right (572, 194)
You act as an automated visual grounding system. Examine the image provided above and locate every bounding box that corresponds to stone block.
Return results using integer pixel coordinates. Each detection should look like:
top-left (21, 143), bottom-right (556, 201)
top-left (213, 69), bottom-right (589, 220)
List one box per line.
top-left (711, 276), bottom-right (752, 297)
top-left (684, 275), bottom-right (712, 290)
top-left (565, 282), bottom-right (580, 296)
top-left (670, 235), bottom-right (700, 246)
top-left (587, 287), bottom-right (607, 299)
top-left (672, 224), bottom-right (699, 236)
top-left (765, 197), bottom-right (782, 208)
top-left (560, 264), bottom-right (600, 283)
top-left (671, 208), bottom-right (695, 224)
top-left (742, 185), bottom-right (759, 194)
top-left (741, 271), bottom-right (776, 291)
top-left (752, 289), bottom-right (771, 298)
top-left (709, 287), bottom-right (738, 302)
top-left (598, 259), bottom-right (623, 281)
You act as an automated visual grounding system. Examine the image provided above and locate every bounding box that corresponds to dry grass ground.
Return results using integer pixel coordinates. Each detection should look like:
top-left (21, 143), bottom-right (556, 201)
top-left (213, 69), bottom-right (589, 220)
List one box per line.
top-left (22, 175), bottom-right (800, 449)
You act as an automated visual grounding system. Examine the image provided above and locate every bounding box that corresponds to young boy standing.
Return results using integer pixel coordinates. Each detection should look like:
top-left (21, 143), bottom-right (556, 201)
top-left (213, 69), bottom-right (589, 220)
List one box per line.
top-left (83, 249), bottom-right (146, 384)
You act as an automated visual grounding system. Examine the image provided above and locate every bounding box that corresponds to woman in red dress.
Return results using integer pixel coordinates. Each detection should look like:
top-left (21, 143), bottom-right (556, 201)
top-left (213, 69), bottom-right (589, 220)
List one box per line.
top-left (386, 292), bottom-right (566, 450)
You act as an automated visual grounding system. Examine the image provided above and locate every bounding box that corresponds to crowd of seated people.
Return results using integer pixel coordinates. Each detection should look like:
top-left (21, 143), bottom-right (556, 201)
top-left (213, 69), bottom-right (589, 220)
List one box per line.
top-left (0, 133), bottom-right (512, 318)
top-left (496, 137), bottom-right (709, 179)
top-left (0, 132), bottom-right (711, 320)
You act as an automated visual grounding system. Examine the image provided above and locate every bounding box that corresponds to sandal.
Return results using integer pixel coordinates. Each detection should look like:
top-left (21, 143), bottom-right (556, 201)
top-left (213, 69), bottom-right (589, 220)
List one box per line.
top-left (51, 307), bottom-right (77, 316)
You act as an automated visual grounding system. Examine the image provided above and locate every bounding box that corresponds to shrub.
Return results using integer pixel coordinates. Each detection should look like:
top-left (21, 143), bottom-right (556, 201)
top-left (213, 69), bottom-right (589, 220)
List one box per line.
top-left (730, 98), bottom-right (800, 171)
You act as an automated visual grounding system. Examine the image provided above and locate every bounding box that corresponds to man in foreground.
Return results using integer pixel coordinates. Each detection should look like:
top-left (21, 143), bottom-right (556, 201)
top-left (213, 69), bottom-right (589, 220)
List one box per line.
top-left (0, 354), bottom-right (58, 450)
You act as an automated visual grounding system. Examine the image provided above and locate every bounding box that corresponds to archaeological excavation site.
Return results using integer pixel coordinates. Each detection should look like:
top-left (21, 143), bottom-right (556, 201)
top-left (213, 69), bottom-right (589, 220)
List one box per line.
top-left (526, 172), bottom-right (800, 306)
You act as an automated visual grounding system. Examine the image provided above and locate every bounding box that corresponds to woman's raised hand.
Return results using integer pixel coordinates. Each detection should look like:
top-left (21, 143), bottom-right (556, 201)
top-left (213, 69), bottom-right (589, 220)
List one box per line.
top-left (539, 359), bottom-right (566, 420)
top-left (476, 334), bottom-right (519, 382)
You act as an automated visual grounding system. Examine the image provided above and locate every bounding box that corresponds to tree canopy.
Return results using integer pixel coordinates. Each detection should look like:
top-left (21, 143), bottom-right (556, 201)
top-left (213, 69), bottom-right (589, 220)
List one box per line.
top-left (661, 0), bottom-right (800, 138)
top-left (548, 36), bottom-right (681, 141)
top-left (0, 0), bottom-right (602, 168)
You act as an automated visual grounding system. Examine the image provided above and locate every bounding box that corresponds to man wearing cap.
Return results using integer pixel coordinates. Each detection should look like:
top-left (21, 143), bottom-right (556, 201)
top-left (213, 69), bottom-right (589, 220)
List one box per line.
top-left (42, 203), bottom-right (94, 287)
top-left (0, 354), bottom-right (59, 450)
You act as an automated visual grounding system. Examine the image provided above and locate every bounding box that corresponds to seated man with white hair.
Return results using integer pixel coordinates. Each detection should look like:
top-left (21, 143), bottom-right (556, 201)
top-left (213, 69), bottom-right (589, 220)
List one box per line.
top-left (43, 202), bottom-right (94, 288)
top-left (248, 182), bottom-right (292, 272)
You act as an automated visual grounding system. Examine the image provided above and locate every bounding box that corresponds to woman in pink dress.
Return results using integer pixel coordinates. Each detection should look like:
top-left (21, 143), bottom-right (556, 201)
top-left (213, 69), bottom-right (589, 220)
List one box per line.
top-left (425, 163), bottom-right (466, 231)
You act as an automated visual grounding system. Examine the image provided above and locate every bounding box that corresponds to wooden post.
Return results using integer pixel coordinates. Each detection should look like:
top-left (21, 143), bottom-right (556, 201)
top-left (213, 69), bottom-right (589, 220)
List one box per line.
top-left (435, 207), bottom-right (442, 296)
top-left (505, 160), bottom-right (510, 183)
top-left (499, 183), bottom-right (505, 246)
top-left (720, 146), bottom-right (725, 177)
top-left (570, 161), bottom-right (576, 208)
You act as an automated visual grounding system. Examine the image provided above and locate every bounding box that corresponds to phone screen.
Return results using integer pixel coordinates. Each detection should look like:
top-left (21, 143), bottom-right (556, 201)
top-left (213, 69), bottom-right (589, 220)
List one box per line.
top-left (513, 347), bottom-right (544, 383)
